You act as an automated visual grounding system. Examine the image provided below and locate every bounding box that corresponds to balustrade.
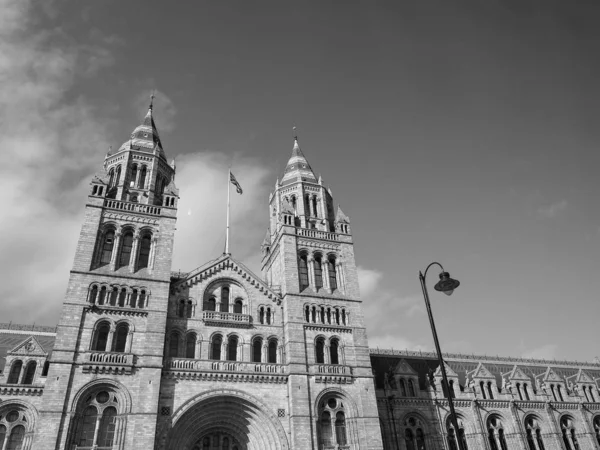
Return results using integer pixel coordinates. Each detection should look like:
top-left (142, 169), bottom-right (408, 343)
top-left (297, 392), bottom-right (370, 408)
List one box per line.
top-left (166, 358), bottom-right (286, 374)
top-left (312, 364), bottom-right (352, 375)
top-left (104, 199), bottom-right (162, 215)
top-left (296, 228), bottom-right (339, 241)
top-left (202, 311), bottom-right (251, 325)
top-left (86, 352), bottom-right (133, 365)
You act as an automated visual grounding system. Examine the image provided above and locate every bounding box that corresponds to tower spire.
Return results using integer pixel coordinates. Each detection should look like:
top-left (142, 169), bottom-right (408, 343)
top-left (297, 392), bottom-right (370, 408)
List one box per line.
top-left (149, 89), bottom-right (155, 111)
top-left (281, 128), bottom-right (316, 185)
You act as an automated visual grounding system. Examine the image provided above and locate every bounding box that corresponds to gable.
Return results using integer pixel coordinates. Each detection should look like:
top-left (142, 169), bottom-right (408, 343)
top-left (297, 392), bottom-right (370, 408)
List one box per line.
top-left (543, 367), bottom-right (563, 382)
top-left (392, 359), bottom-right (418, 376)
top-left (8, 336), bottom-right (48, 357)
top-left (575, 369), bottom-right (594, 384)
top-left (173, 255), bottom-right (281, 305)
top-left (509, 365), bottom-right (531, 381)
top-left (434, 362), bottom-right (459, 378)
top-left (472, 363), bottom-right (495, 379)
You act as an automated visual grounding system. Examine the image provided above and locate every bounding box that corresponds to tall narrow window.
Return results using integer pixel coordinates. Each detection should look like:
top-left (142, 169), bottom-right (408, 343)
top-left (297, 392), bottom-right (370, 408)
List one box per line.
top-left (169, 332), bottom-right (180, 358)
top-left (92, 322), bottom-right (110, 351)
top-left (551, 384), bottom-right (557, 401)
top-left (108, 168), bottom-right (115, 187)
top-left (314, 255), bottom-right (323, 289)
top-left (320, 411), bottom-right (333, 447)
top-left (130, 165), bottom-right (137, 188)
top-left (89, 285), bottom-right (98, 303)
top-left (6, 425), bottom-right (25, 450)
top-left (536, 429), bottom-right (545, 450)
top-left (205, 297), bottom-right (216, 311)
top-left (526, 429), bottom-right (536, 450)
top-left (186, 334), bottom-right (196, 358)
top-left (138, 290), bottom-right (146, 309)
top-left (109, 287), bottom-right (118, 306)
top-left (97, 407), bottom-right (117, 448)
top-left (259, 307), bottom-right (265, 324)
top-left (113, 323), bottom-right (129, 352)
top-left (557, 385), bottom-right (564, 402)
top-left (408, 379), bottom-right (416, 397)
top-left (7, 360), bottom-right (22, 384)
top-left (186, 301), bottom-right (193, 318)
top-left (416, 429), bottom-right (426, 450)
top-left (22, 361), bottom-right (37, 385)
top-left (487, 382), bottom-right (494, 399)
top-left (316, 338), bottom-right (325, 364)
top-left (234, 299), bottom-right (243, 314)
top-left (212, 335), bottom-right (222, 360)
top-left (227, 336), bottom-right (238, 361)
top-left (399, 379), bottom-right (407, 396)
top-left (77, 406), bottom-right (98, 447)
top-left (498, 429), bottom-right (508, 450)
top-left (178, 300), bottom-right (185, 318)
top-left (523, 383), bottom-right (530, 400)
top-left (130, 289), bottom-right (138, 308)
top-left (115, 165), bottom-right (122, 186)
top-left (100, 230), bottom-right (115, 265)
top-left (139, 165), bottom-right (147, 188)
top-left (298, 254), bottom-right (309, 290)
top-left (405, 429), bottom-right (415, 450)
top-left (119, 289), bottom-right (127, 307)
top-left (221, 287), bottom-right (230, 313)
top-left (480, 381), bottom-right (487, 399)
top-left (138, 235), bottom-right (151, 269)
top-left (335, 412), bottom-right (347, 446)
top-left (459, 428), bottom-right (468, 450)
top-left (448, 429), bottom-right (458, 450)
top-left (42, 361), bottom-right (50, 376)
top-left (449, 380), bottom-right (456, 398)
top-left (593, 416), bottom-right (600, 446)
top-left (516, 383), bottom-right (523, 400)
top-left (119, 232), bottom-right (133, 268)
top-left (266, 307), bottom-right (272, 325)
top-left (590, 387), bottom-right (597, 402)
top-left (268, 339), bottom-right (277, 363)
top-left (98, 286), bottom-right (107, 305)
top-left (252, 338), bottom-right (262, 363)
top-left (326, 258), bottom-right (337, 294)
top-left (330, 339), bottom-right (339, 365)
top-left (488, 430), bottom-right (498, 450)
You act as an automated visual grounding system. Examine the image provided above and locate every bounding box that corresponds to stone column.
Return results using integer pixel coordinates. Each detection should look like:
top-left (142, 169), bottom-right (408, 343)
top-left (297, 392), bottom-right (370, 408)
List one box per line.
top-left (336, 261), bottom-right (345, 293)
top-left (109, 232), bottom-right (122, 270)
top-left (126, 331), bottom-right (134, 353)
top-left (148, 237), bottom-right (158, 271)
top-left (324, 344), bottom-right (331, 364)
top-left (322, 259), bottom-right (331, 292)
top-left (221, 340), bottom-right (227, 361)
top-left (128, 234), bottom-right (140, 272)
top-left (308, 256), bottom-right (316, 289)
top-left (261, 344), bottom-right (267, 363)
top-left (106, 324), bottom-right (116, 352)
top-left (135, 167), bottom-right (142, 188)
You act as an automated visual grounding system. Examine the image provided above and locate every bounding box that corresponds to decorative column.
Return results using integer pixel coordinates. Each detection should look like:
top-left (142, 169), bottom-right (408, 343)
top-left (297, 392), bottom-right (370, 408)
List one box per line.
top-left (322, 259), bottom-right (331, 293)
top-left (324, 344), bottom-right (331, 364)
top-left (308, 255), bottom-right (316, 289)
top-left (261, 344), bottom-right (267, 364)
top-left (128, 234), bottom-right (140, 272)
top-left (148, 237), bottom-right (158, 272)
top-left (221, 340), bottom-right (227, 361)
top-left (105, 324), bottom-right (116, 352)
top-left (336, 261), bottom-right (345, 294)
top-left (126, 330), bottom-right (134, 353)
top-left (135, 167), bottom-right (142, 188)
top-left (109, 232), bottom-right (122, 270)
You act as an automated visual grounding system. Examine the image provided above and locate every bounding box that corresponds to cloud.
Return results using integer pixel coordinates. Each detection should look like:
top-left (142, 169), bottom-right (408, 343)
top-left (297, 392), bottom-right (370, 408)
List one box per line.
top-left (537, 200), bottom-right (567, 218)
top-left (0, 0), bottom-right (116, 325)
top-left (358, 266), bottom-right (426, 349)
top-left (522, 344), bottom-right (558, 360)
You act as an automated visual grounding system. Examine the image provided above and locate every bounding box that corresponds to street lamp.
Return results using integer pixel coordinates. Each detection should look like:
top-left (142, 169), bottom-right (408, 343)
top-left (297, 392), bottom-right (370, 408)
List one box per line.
top-left (419, 262), bottom-right (465, 450)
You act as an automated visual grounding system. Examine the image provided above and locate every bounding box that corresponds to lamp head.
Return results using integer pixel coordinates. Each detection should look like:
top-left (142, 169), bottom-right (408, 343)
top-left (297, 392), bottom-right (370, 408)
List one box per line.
top-left (434, 271), bottom-right (460, 296)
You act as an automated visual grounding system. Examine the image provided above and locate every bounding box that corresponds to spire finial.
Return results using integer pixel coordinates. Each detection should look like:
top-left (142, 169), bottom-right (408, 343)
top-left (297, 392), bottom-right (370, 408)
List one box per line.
top-left (293, 126), bottom-right (298, 141)
top-left (149, 90), bottom-right (156, 110)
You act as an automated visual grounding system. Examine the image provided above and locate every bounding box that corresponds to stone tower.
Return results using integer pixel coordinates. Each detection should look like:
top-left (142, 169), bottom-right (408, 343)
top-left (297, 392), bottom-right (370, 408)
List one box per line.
top-left (33, 100), bottom-right (178, 449)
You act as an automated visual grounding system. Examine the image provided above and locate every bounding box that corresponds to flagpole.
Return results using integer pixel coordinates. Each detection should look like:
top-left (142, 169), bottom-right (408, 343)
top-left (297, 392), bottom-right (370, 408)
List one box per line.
top-left (225, 169), bottom-right (231, 255)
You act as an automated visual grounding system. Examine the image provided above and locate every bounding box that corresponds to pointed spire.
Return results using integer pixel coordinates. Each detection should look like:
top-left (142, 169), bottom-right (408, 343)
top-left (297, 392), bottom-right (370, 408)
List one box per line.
top-left (149, 90), bottom-right (155, 111)
top-left (114, 97), bottom-right (166, 160)
top-left (281, 130), bottom-right (317, 185)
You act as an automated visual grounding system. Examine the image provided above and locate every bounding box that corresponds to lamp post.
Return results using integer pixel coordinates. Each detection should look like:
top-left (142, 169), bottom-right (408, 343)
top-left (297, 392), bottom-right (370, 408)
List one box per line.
top-left (419, 262), bottom-right (465, 450)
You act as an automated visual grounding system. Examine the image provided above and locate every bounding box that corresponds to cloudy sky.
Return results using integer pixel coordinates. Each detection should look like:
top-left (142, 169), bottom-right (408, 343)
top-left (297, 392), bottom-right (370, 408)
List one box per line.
top-left (1, 0), bottom-right (599, 362)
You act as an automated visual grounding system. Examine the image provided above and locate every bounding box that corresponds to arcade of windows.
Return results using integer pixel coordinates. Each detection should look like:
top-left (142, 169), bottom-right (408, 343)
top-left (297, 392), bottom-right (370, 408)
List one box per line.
top-left (403, 416), bottom-right (427, 450)
top-left (106, 163), bottom-right (148, 197)
top-left (90, 320), bottom-right (134, 354)
top-left (478, 381), bottom-right (496, 400)
top-left (388, 376), bottom-right (418, 397)
top-left (88, 284), bottom-right (149, 309)
top-left (5, 359), bottom-right (50, 385)
top-left (94, 226), bottom-right (155, 272)
top-left (165, 331), bottom-right (281, 364)
top-left (201, 285), bottom-right (247, 316)
top-left (317, 396), bottom-right (348, 450)
top-left (314, 336), bottom-right (343, 365)
top-left (298, 252), bottom-right (341, 292)
top-left (305, 304), bottom-right (349, 326)
top-left (0, 408), bottom-right (29, 450)
top-left (447, 418), bottom-right (468, 450)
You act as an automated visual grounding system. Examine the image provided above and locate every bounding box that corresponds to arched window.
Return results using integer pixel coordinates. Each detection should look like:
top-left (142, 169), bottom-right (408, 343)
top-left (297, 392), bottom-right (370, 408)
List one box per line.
top-left (523, 383), bottom-right (530, 400)
top-left (42, 361), bottom-right (50, 377)
top-left (259, 306), bottom-right (265, 324)
top-left (119, 231), bottom-right (134, 268)
top-left (252, 338), bottom-right (262, 363)
top-left (487, 381), bottom-right (494, 399)
top-left (70, 389), bottom-right (121, 449)
top-left (561, 416), bottom-right (579, 450)
top-left (109, 287), bottom-right (118, 306)
top-left (268, 339), bottom-right (277, 363)
top-left (266, 307), bottom-right (272, 325)
top-left (551, 384), bottom-right (558, 402)
top-left (137, 235), bottom-right (152, 269)
top-left (315, 338), bottom-right (325, 364)
top-left (89, 285), bottom-right (98, 303)
top-left (525, 417), bottom-right (545, 450)
top-left (98, 286), bottom-right (107, 305)
top-left (320, 411), bottom-right (333, 447)
top-left (115, 165), bottom-right (122, 186)
top-left (113, 323), bottom-right (129, 353)
top-left (330, 338), bottom-right (339, 365)
top-left (6, 425), bottom-right (25, 450)
top-left (447, 418), bottom-right (468, 450)
top-left (305, 305), bottom-right (310, 322)
top-left (480, 381), bottom-right (487, 399)
top-left (97, 406), bottom-right (117, 447)
top-left (92, 322), bottom-right (110, 351)
top-left (186, 301), bottom-right (193, 318)
top-left (7, 360), bottom-right (22, 384)
top-left (139, 166), bottom-right (147, 188)
top-left (416, 428), bottom-right (426, 450)
top-left (399, 379), bottom-right (407, 396)
top-left (130, 289), bottom-right (138, 308)
top-left (516, 383), bottom-right (523, 400)
top-left (202, 437), bottom-right (210, 450)
top-left (589, 386), bottom-right (597, 402)
top-left (169, 332), bottom-right (180, 358)
top-left (138, 290), bottom-right (146, 309)
top-left (118, 288), bottom-right (127, 307)
top-left (405, 429), bottom-right (415, 450)
top-left (77, 406), bottom-right (98, 447)
top-left (335, 412), bottom-right (347, 446)
top-left (221, 287), bottom-right (230, 313)
top-left (211, 335), bottom-right (222, 360)
top-left (186, 334), bottom-right (196, 359)
top-left (205, 297), bottom-right (216, 311)
top-left (22, 361), bottom-right (37, 385)
top-left (227, 336), bottom-right (238, 361)
top-left (108, 168), bottom-right (115, 187)
top-left (447, 428), bottom-right (458, 450)
top-left (488, 416), bottom-right (507, 450)
top-left (557, 384), bottom-right (564, 402)
top-left (328, 256), bottom-right (337, 290)
top-left (314, 255), bottom-right (323, 289)
top-left (298, 254), bottom-right (309, 290)
top-left (408, 379), bottom-right (416, 397)
top-left (593, 416), bottom-right (600, 446)
top-left (178, 300), bottom-right (185, 318)
top-left (100, 230), bottom-right (115, 266)
top-left (130, 165), bottom-right (137, 187)
top-left (234, 299), bottom-right (243, 314)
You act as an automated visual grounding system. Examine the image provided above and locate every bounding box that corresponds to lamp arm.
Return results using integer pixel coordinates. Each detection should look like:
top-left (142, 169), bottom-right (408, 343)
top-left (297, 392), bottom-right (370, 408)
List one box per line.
top-left (421, 261), bottom-right (445, 282)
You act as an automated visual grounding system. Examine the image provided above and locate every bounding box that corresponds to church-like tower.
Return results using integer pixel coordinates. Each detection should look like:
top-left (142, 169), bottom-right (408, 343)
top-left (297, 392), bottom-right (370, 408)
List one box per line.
top-left (33, 100), bottom-right (178, 449)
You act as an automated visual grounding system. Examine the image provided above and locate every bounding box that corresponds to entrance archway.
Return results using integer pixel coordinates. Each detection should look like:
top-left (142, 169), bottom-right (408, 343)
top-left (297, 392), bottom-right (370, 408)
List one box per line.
top-left (167, 390), bottom-right (289, 450)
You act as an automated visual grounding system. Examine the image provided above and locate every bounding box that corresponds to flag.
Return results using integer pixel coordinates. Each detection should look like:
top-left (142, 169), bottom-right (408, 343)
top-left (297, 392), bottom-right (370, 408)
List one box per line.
top-left (230, 171), bottom-right (243, 194)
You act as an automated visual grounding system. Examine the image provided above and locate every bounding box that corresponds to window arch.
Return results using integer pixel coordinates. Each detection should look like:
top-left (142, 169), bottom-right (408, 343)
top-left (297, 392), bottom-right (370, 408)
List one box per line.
top-left (329, 338), bottom-right (340, 365)
top-left (22, 361), bottom-right (37, 385)
top-left (404, 416), bottom-right (427, 450)
top-left (328, 255), bottom-right (337, 290)
top-left (267, 338), bottom-right (278, 363)
top-left (315, 337), bottom-right (325, 364)
top-left (487, 381), bottom-right (494, 399)
top-left (68, 388), bottom-right (122, 450)
top-left (227, 335), bottom-right (238, 361)
top-left (314, 254), bottom-right (323, 290)
top-left (593, 416), bottom-right (600, 446)
top-left (178, 300), bottom-right (186, 318)
top-left (113, 323), bottom-right (129, 353)
top-left (118, 231), bottom-right (134, 268)
top-left (186, 333), bottom-right (197, 359)
top-left (233, 298), bottom-right (243, 314)
top-left (399, 378), bottom-right (407, 397)
top-left (221, 287), bottom-right (230, 313)
top-left (298, 253), bottom-right (309, 290)
top-left (186, 300), bottom-right (194, 318)
top-left (252, 337), bottom-right (263, 363)
top-left (92, 321), bottom-right (111, 351)
top-left (205, 297), bottom-right (216, 311)
top-left (480, 381), bottom-right (487, 399)
top-left (408, 379), bottom-right (416, 397)
top-left (211, 334), bottom-right (222, 360)
top-left (138, 165), bottom-right (147, 188)
top-left (487, 416), bottom-right (508, 450)
top-left (137, 235), bottom-right (152, 269)
top-left (318, 396), bottom-right (348, 449)
top-left (525, 416), bottom-right (545, 450)
top-left (560, 416), bottom-right (579, 450)
top-left (100, 230), bottom-right (115, 266)
top-left (7, 360), bottom-right (22, 384)
top-left (523, 383), bottom-right (531, 400)
top-left (130, 165), bottom-right (137, 188)
top-left (557, 384), bottom-right (564, 402)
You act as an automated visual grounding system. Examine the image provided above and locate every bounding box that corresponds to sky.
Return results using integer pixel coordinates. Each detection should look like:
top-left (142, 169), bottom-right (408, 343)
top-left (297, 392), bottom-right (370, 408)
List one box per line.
top-left (1, 0), bottom-right (599, 363)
